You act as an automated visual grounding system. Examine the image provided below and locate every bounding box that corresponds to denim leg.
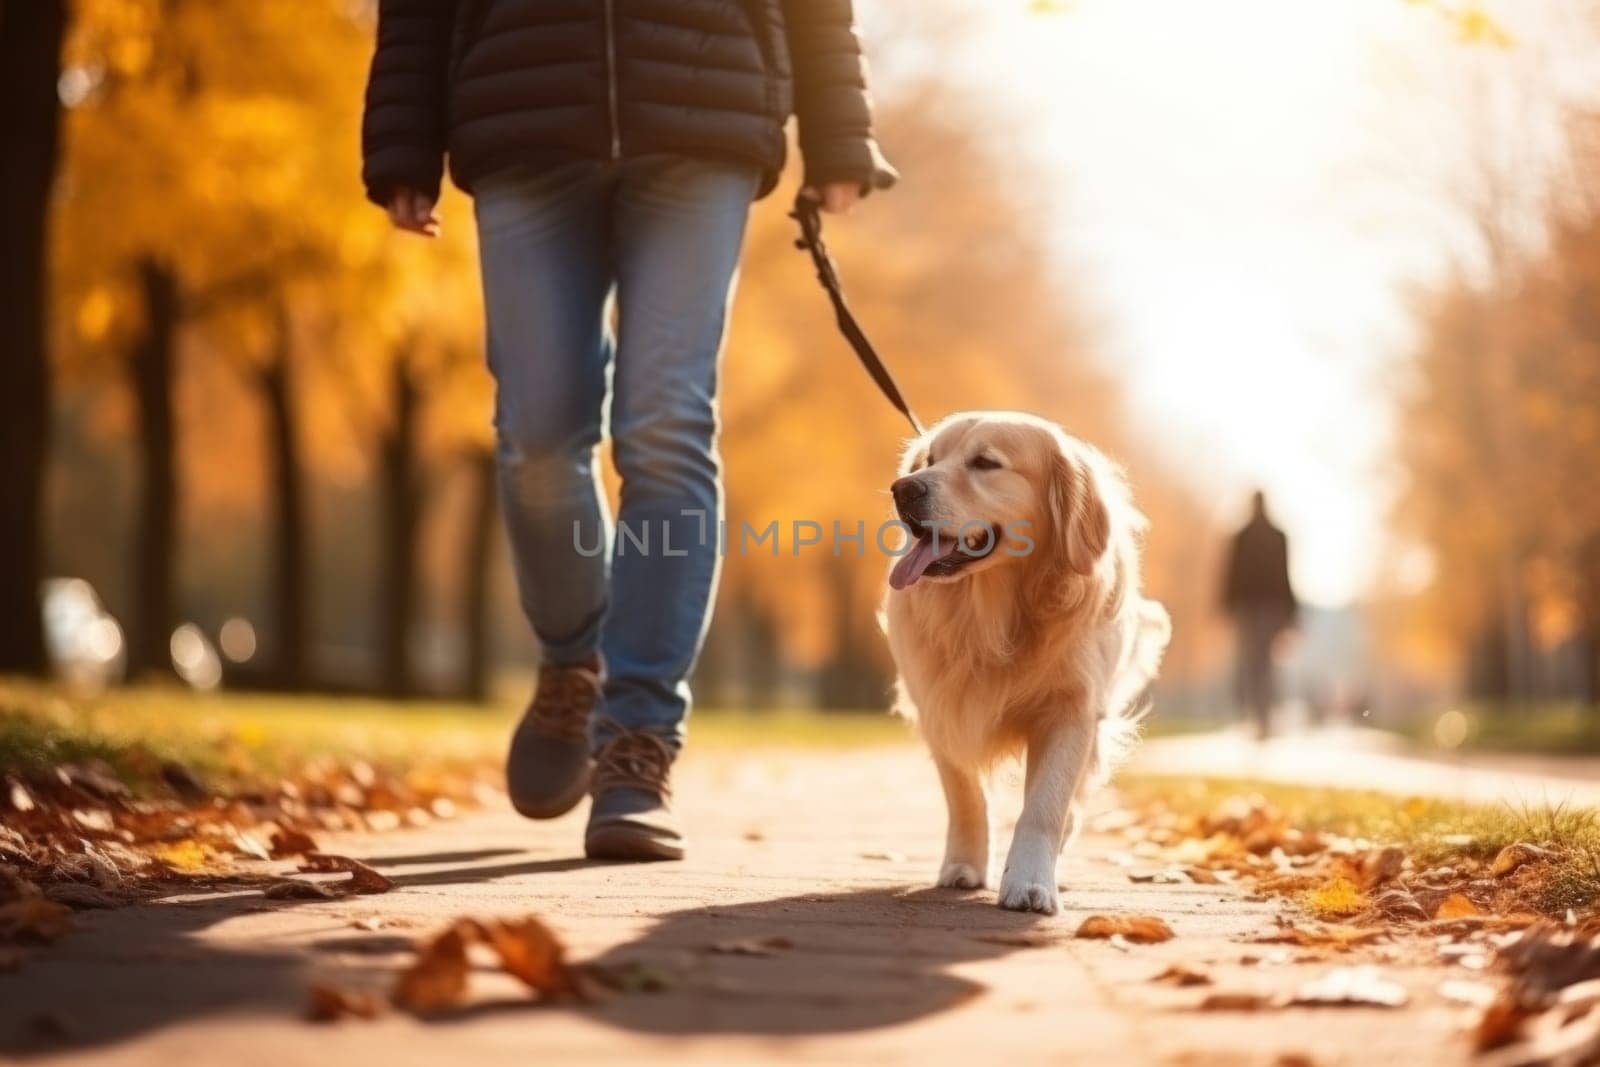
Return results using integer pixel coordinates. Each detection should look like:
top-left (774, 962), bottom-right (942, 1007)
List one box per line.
top-left (474, 164), bottom-right (616, 665)
top-left (598, 156), bottom-right (760, 748)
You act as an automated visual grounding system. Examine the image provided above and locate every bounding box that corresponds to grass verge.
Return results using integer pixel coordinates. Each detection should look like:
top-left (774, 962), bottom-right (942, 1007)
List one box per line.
top-left (1119, 774), bottom-right (1600, 917)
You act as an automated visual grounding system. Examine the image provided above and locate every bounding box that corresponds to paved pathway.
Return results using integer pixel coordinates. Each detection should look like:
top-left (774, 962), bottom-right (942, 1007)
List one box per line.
top-left (4, 745), bottom-right (1478, 1065)
top-left (1136, 726), bottom-right (1600, 808)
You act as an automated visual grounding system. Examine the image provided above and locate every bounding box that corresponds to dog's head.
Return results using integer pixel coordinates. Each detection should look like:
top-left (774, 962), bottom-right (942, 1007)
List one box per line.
top-left (887, 412), bottom-right (1112, 591)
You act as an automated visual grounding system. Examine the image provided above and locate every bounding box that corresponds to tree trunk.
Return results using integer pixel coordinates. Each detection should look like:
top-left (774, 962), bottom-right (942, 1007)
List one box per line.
top-left (459, 445), bottom-right (497, 702)
top-left (0, 0), bottom-right (66, 675)
top-left (377, 353), bottom-right (422, 698)
top-left (129, 256), bottom-right (181, 679)
top-left (261, 299), bottom-right (310, 688)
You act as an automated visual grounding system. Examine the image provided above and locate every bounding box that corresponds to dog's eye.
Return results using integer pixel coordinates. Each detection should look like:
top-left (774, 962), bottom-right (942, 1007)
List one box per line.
top-left (970, 454), bottom-right (1003, 471)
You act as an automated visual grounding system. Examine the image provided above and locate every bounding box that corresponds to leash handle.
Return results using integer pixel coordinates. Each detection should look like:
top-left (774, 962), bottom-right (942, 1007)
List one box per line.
top-left (790, 193), bottom-right (926, 437)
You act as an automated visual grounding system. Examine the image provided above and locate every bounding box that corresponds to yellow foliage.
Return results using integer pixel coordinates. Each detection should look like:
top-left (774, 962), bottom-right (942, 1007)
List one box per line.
top-left (1300, 876), bottom-right (1370, 920)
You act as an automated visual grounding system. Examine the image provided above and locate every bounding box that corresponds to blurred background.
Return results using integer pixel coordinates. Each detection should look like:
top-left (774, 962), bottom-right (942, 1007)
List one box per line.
top-left (6, 0), bottom-right (1600, 748)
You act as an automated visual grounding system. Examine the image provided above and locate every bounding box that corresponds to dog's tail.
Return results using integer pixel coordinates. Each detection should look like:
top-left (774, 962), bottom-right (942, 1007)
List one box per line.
top-left (1094, 598), bottom-right (1172, 784)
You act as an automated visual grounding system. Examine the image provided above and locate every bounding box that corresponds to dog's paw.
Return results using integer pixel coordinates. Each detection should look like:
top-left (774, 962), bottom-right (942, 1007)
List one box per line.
top-left (998, 877), bottom-right (1059, 915)
top-left (937, 861), bottom-right (986, 889)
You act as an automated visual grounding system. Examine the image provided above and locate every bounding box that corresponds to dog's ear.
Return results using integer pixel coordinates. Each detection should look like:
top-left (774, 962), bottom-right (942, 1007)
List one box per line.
top-left (1048, 444), bottom-right (1111, 577)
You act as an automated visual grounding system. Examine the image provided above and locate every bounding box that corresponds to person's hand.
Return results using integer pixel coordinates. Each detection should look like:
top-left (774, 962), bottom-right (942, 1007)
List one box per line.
top-left (801, 181), bottom-right (863, 216)
top-left (386, 187), bottom-right (440, 237)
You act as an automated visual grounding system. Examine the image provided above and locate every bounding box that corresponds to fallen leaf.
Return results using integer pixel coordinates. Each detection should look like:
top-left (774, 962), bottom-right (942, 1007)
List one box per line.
top-left (1151, 963), bottom-right (1213, 987)
top-left (1290, 966), bottom-right (1409, 1008)
top-left (1436, 893), bottom-right (1483, 920)
top-left (71, 809), bottom-right (115, 834)
top-left (858, 850), bottom-right (905, 862)
top-left (307, 984), bottom-right (386, 1022)
top-left (1491, 843), bottom-right (1551, 879)
top-left (390, 915), bottom-right (579, 1015)
top-left (149, 839), bottom-right (215, 873)
top-left (298, 853), bottom-right (393, 894)
top-left (1199, 990), bottom-right (1278, 1011)
top-left (1301, 876), bottom-right (1370, 920)
top-left (7, 780), bottom-right (35, 813)
top-left (392, 922), bottom-right (472, 1014)
top-left (270, 828), bottom-right (320, 858)
top-left (231, 832), bottom-right (272, 862)
top-left (265, 879), bottom-right (339, 901)
top-left (1359, 846), bottom-right (1406, 889)
top-left (1075, 914), bottom-right (1174, 944)
top-left (1372, 888), bottom-right (1428, 923)
top-left (710, 936), bottom-right (795, 957)
top-left (159, 761), bottom-right (208, 802)
top-left (477, 917), bottom-right (577, 996)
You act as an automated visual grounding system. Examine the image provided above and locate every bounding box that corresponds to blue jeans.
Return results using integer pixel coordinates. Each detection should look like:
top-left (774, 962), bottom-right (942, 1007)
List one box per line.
top-left (474, 156), bottom-right (759, 750)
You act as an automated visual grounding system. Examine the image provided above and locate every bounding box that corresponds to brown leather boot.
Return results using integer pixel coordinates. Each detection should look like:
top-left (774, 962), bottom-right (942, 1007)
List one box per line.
top-left (505, 655), bottom-right (602, 819)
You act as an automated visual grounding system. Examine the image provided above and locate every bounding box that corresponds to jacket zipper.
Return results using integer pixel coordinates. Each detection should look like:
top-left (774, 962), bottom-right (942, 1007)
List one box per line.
top-left (603, 0), bottom-right (621, 159)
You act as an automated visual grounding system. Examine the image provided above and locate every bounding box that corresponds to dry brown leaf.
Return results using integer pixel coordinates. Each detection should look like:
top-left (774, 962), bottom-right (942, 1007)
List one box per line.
top-left (1151, 963), bottom-right (1213, 987)
top-left (265, 879), bottom-right (339, 901)
top-left (298, 853), bottom-right (394, 894)
top-left (1075, 914), bottom-right (1174, 944)
top-left (230, 832), bottom-right (272, 862)
top-left (7, 780), bottom-right (36, 813)
top-left (1435, 893), bottom-right (1483, 920)
top-left (392, 922), bottom-right (473, 1014)
top-left (709, 936), bottom-right (795, 957)
top-left (1474, 992), bottom-right (1529, 1052)
top-left (269, 828), bottom-right (320, 858)
top-left (1491, 843), bottom-right (1551, 879)
top-left (1290, 966), bottom-right (1409, 1008)
top-left (391, 915), bottom-right (579, 1015)
top-left (1199, 990), bottom-right (1279, 1011)
top-left (477, 917), bottom-right (577, 996)
top-left (307, 984), bottom-right (386, 1023)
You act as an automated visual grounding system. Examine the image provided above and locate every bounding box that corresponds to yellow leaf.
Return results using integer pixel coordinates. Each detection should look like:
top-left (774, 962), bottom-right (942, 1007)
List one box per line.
top-left (149, 839), bottom-right (214, 873)
top-left (1301, 876), bottom-right (1370, 920)
top-left (1435, 893), bottom-right (1482, 919)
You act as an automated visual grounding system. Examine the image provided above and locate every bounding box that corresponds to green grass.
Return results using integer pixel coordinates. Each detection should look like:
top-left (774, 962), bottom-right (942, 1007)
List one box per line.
top-left (0, 681), bottom-right (912, 796)
top-left (1403, 703), bottom-right (1600, 756)
top-left (1120, 774), bottom-right (1600, 913)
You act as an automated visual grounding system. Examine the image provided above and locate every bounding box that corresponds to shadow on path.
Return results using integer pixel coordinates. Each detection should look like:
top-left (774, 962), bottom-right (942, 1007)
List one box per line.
top-left (1, 849), bottom-right (1047, 1054)
top-left (578, 885), bottom-right (1049, 1037)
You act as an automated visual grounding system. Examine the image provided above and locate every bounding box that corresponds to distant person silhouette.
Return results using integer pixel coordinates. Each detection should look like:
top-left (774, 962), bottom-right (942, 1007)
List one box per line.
top-left (1221, 491), bottom-right (1298, 740)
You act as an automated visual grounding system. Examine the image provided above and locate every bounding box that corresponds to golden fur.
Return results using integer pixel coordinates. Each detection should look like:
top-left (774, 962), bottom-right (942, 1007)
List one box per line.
top-left (882, 411), bottom-right (1170, 914)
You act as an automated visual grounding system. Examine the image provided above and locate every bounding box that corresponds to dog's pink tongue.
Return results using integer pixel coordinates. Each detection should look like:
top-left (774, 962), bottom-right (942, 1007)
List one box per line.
top-left (889, 537), bottom-right (940, 591)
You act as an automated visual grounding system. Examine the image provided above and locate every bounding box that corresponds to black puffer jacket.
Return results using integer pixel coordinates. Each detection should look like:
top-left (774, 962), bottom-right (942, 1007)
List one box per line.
top-left (361, 0), bottom-right (897, 204)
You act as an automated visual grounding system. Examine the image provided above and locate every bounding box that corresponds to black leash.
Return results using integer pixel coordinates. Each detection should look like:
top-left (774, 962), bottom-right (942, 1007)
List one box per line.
top-left (790, 193), bottom-right (926, 436)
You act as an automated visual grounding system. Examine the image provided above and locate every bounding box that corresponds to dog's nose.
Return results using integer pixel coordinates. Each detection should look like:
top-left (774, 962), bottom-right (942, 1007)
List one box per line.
top-left (891, 476), bottom-right (928, 510)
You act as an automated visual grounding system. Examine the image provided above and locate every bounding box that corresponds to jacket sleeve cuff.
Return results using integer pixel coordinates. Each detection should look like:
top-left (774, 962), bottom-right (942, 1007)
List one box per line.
top-left (362, 146), bottom-right (445, 207)
top-left (801, 138), bottom-right (899, 195)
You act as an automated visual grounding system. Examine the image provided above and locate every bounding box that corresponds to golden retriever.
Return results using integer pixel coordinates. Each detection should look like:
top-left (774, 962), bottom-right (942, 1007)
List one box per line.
top-left (882, 412), bottom-right (1170, 914)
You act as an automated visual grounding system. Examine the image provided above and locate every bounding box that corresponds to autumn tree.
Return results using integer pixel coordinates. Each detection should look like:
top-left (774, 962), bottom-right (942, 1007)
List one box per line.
top-left (0, 0), bottom-right (67, 675)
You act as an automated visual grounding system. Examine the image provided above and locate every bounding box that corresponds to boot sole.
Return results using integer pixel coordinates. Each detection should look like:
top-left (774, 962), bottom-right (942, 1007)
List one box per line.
top-left (584, 824), bottom-right (685, 862)
top-left (508, 766), bottom-right (591, 821)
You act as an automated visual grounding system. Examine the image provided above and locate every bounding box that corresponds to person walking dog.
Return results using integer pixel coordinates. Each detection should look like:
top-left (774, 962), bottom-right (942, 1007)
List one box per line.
top-left (361, 0), bottom-right (896, 861)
